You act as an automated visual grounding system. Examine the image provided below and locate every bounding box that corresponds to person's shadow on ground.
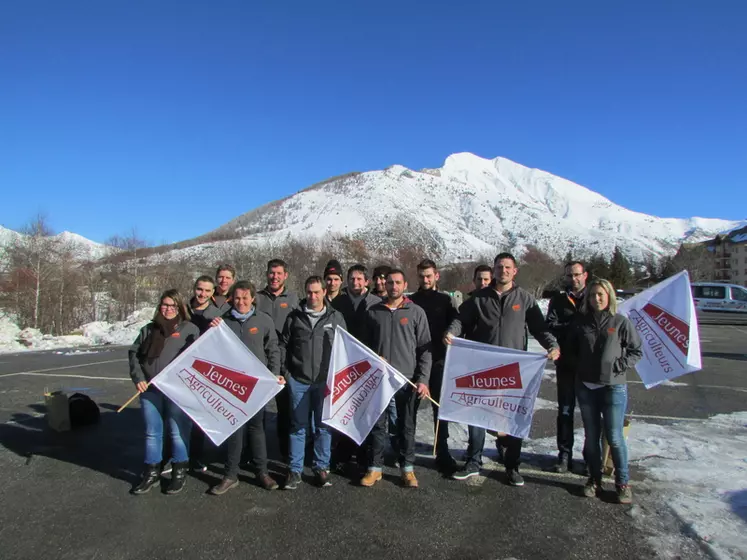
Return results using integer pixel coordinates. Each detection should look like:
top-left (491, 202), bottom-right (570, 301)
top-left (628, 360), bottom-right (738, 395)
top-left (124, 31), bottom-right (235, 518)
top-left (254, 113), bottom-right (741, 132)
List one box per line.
top-left (0, 402), bottom-right (143, 483)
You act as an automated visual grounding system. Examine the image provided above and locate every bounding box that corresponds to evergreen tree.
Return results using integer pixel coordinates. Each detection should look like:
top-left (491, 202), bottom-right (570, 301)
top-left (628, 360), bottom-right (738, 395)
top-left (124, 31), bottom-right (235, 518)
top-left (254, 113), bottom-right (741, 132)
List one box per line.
top-left (587, 253), bottom-right (610, 281)
top-left (609, 246), bottom-right (633, 289)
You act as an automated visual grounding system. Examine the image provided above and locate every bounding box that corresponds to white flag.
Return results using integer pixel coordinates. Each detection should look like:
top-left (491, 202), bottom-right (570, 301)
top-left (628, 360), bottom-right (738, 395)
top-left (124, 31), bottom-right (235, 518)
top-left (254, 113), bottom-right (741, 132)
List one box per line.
top-left (619, 270), bottom-right (702, 388)
top-left (151, 322), bottom-right (283, 446)
top-left (439, 338), bottom-right (547, 439)
top-left (322, 327), bottom-right (408, 446)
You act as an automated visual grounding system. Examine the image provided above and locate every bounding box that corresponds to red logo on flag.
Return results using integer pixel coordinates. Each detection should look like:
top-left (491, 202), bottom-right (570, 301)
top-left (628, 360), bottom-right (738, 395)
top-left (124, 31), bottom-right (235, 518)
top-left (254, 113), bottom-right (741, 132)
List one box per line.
top-left (642, 302), bottom-right (689, 355)
top-left (454, 362), bottom-right (523, 390)
top-left (332, 360), bottom-right (370, 404)
top-left (191, 359), bottom-right (258, 403)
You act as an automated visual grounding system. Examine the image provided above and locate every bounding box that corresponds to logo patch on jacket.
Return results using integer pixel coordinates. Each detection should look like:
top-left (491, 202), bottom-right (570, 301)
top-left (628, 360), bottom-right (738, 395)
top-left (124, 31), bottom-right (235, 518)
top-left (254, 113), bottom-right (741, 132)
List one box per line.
top-left (607, 327), bottom-right (616, 334)
top-left (280, 302), bottom-right (288, 308)
top-left (512, 304), bottom-right (521, 311)
top-left (249, 327), bottom-right (259, 334)
top-left (400, 317), bottom-right (409, 325)
top-left (170, 332), bottom-right (181, 338)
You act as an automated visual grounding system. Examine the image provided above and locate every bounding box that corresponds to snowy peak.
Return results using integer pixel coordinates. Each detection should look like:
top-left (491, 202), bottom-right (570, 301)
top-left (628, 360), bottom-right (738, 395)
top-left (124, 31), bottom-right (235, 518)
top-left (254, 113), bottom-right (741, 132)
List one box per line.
top-left (206, 153), bottom-right (742, 262)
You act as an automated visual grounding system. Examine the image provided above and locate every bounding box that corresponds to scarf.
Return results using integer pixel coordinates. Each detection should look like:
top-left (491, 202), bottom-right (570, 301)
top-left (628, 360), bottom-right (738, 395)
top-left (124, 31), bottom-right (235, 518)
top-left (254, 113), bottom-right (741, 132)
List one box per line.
top-left (231, 307), bottom-right (255, 322)
top-left (144, 314), bottom-right (180, 360)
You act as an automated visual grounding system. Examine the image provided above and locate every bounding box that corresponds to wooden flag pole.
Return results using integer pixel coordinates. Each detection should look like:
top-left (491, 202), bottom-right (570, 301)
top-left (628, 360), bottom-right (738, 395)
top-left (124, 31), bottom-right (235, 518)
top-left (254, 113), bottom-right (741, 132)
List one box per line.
top-left (117, 384), bottom-right (149, 413)
top-left (433, 419), bottom-right (441, 457)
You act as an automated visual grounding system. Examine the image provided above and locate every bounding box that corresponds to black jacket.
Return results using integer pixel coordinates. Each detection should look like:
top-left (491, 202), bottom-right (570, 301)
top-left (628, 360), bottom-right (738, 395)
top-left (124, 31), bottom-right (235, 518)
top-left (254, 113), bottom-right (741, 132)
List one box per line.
top-left (566, 311), bottom-right (643, 385)
top-left (409, 288), bottom-right (458, 362)
top-left (331, 289), bottom-right (381, 343)
top-left (545, 289), bottom-right (585, 370)
top-left (128, 320), bottom-right (200, 384)
top-left (222, 310), bottom-right (281, 375)
top-left (190, 300), bottom-right (222, 334)
top-left (280, 303), bottom-right (347, 384)
top-left (363, 298), bottom-right (432, 384)
top-left (447, 283), bottom-right (557, 352)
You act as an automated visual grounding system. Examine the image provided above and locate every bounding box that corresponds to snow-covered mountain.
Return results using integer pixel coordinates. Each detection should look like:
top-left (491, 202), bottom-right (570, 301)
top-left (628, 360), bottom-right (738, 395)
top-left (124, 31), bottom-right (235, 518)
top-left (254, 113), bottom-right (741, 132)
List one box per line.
top-left (202, 153), bottom-right (742, 262)
top-left (0, 226), bottom-right (107, 261)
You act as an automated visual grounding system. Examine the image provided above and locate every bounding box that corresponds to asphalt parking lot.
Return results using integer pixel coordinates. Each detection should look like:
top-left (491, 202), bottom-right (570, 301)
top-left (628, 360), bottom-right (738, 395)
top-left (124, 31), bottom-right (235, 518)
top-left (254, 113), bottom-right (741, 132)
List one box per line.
top-left (0, 321), bottom-right (745, 560)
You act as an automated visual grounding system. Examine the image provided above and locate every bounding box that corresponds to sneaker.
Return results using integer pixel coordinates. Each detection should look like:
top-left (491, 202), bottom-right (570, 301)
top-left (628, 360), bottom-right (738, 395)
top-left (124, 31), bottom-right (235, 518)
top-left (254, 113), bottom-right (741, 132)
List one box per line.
top-left (314, 470), bottom-right (332, 488)
top-left (583, 477), bottom-right (601, 498)
top-left (401, 471), bottom-right (419, 488)
top-left (435, 454), bottom-right (458, 475)
top-left (258, 473), bottom-right (279, 491)
top-left (284, 472), bottom-right (302, 490)
top-left (209, 477), bottom-right (238, 496)
top-left (360, 470), bottom-right (383, 487)
top-left (452, 465), bottom-right (480, 480)
top-left (551, 453), bottom-right (570, 473)
top-left (507, 469), bottom-right (525, 487)
top-left (160, 461), bottom-right (172, 476)
top-left (616, 484), bottom-right (633, 505)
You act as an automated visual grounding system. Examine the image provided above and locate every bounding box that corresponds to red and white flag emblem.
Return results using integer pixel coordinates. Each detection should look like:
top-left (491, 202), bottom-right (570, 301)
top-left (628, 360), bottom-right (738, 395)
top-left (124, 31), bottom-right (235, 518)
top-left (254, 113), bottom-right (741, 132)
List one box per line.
top-left (619, 270), bottom-right (702, 388)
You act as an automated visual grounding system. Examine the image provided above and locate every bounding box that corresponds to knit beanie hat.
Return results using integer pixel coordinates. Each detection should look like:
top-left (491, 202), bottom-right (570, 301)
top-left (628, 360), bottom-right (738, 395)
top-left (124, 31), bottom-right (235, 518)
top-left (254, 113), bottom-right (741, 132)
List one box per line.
top-left (324, 259), bottom-right (343, 279)
top-left (372, 265), bottom-right (392, 280)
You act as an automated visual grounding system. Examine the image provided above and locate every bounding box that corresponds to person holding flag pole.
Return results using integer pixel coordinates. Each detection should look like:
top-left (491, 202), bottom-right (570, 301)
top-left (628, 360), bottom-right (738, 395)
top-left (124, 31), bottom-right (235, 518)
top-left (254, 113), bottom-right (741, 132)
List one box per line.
top-left (445, 253), bottom-right (559, 487)
top-left (360, 268), bottom-right (433, 488)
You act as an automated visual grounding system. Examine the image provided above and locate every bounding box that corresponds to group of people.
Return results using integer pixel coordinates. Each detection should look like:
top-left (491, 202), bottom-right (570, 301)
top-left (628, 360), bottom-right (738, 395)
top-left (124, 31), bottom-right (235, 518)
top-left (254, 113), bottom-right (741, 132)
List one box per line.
top-left (128, 253), bottom-right (643, 505)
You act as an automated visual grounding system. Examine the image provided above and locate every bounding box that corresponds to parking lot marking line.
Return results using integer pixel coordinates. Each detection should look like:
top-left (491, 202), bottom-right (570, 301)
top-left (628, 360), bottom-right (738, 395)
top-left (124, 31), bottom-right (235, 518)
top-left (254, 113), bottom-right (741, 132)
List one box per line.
top-left (0, 359), bottom-right (127, 378)
top-left (7, 372), bottom-right (130, 381)
top-left (628, 413), bottom-right (706, 422)
top-left (627, 380), bottom-right (747, 393)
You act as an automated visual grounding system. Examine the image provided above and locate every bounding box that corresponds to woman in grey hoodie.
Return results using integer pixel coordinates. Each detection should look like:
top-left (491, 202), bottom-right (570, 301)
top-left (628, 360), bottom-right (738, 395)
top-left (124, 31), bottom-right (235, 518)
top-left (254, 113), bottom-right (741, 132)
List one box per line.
top-left (567, 279), bottom-right (642, 505)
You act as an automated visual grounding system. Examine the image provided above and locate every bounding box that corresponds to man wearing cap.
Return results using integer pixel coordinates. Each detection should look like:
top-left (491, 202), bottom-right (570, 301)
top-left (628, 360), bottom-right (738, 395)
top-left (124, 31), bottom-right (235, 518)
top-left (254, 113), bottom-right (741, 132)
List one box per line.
top-left (323, 259), bottom-right (344, 303)
top-left (370, 265), bottom-right (391, 299)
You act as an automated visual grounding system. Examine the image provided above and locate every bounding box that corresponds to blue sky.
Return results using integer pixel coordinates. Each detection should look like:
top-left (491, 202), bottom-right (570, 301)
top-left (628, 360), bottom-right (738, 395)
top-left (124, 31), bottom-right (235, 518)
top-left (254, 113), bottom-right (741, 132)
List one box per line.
top-left (1, 1), bottom-right (745, 245)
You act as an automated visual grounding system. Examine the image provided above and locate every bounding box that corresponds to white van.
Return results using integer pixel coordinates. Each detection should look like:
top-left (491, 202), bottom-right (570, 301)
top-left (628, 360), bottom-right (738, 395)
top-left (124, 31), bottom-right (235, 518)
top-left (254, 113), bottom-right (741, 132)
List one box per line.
top-left (691, 282), bottom-right (747, 313)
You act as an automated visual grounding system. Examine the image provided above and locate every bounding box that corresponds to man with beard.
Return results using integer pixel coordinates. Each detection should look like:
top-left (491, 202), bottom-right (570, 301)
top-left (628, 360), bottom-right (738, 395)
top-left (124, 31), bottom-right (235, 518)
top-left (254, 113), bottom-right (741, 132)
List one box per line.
top-left (409, 259), bottom-right (458, 474)
top-left (360, 269), bottom-right (432, 488)
top-left (445, 253), bottom-right (559, 487)
top-left (330, 264), bottom-right (382, 473)
top-left (256, 259), bottom-right (299, 464)
top-left (546, 260), bottom-right (588, 473)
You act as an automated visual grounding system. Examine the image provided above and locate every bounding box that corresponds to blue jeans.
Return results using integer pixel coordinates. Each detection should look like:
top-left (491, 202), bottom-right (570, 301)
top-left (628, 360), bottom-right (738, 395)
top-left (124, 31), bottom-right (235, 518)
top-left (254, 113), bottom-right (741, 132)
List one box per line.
top-left (288, 376), bottom-right (331, 473)
top-left (140, 388), bottom-right (192, 465)
top-left (576, 382), bottom-right (629, 485)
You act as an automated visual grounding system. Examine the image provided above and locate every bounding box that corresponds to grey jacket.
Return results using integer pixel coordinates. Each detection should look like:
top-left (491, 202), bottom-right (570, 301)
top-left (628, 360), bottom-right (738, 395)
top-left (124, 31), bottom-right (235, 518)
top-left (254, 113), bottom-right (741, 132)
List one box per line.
top-left (447, 284), bottom-right (558, 352)
top-left (222, 310), bottom-right (281, 375)
top-left (566, 311), bottom-right (643, 385)
top-left (256, 287), bottom-right (300, 335)
top-left (280, 303), bottom-right (347, 384)
top-left (128, 320), bottom-right (200, 384)
top-left (363, 298), bottom-right (432, 384)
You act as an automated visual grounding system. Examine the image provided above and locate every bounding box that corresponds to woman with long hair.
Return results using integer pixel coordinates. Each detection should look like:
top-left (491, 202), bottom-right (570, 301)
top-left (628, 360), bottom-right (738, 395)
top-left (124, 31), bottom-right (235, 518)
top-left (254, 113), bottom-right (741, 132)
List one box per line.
top-left (568, 279), bottom-right (643, 504)
top-left (128, 289), bottom-right (199, 495)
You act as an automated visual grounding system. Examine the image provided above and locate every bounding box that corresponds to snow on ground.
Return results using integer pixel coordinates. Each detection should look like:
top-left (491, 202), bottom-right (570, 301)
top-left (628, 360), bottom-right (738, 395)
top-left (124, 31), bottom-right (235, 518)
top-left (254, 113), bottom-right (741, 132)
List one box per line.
top-left (421, 409), bottom-right (747, 560)
top-left (0, 308), bottom-right (152, 354)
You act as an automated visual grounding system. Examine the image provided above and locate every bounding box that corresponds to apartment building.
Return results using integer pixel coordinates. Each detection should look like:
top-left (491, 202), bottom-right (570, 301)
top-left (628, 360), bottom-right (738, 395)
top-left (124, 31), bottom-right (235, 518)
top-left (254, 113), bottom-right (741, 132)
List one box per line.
top-left (710, 225), bottom-right (747, 287)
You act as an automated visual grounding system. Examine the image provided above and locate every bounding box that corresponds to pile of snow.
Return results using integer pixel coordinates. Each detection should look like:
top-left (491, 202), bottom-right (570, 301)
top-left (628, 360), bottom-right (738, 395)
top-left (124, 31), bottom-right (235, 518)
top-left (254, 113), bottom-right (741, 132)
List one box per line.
top-left (0, 308), bottom-right (153, 354)
top-left (81, 308), bottom-right (152, 346)
top-left (521, 413), bottom-right (747, 559)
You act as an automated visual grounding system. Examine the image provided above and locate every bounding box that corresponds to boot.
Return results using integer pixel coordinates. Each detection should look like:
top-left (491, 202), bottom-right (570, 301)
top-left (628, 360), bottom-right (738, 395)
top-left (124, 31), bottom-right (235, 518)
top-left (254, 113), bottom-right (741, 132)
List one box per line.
top-left (131, 464), bottom-right (160, 495)
top-left (166, 461), bottom-right (189, 495)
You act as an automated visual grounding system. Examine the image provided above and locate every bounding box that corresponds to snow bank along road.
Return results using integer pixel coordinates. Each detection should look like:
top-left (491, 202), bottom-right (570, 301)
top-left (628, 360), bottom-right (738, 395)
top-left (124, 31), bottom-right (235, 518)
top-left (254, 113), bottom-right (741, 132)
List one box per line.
top-left (0, 324), bottom-right (745, 560)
